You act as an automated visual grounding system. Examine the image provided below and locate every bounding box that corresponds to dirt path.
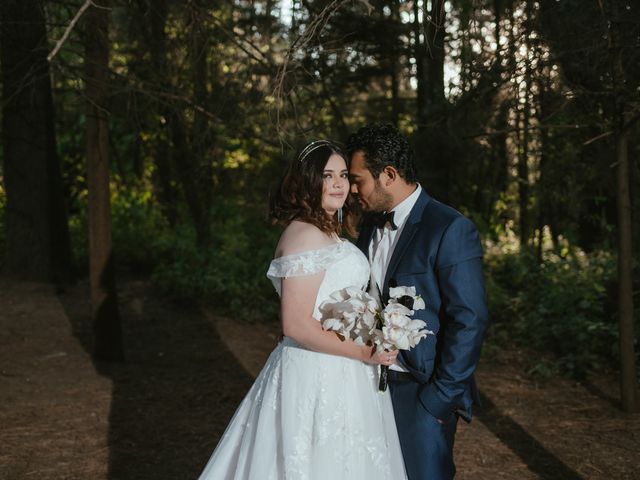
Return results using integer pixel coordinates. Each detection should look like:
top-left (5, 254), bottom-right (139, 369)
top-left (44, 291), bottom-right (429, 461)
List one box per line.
top-left (0, 280), bottom-right (111, 479)
top-left (1, 278), bottom-right (638, 479)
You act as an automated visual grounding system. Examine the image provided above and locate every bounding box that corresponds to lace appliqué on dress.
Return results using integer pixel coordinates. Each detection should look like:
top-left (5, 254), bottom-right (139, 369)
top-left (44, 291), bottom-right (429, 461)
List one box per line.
top-left (267, 242), bottom-right (344, 277)
top-left (267, 241), bottom-right (368, 298)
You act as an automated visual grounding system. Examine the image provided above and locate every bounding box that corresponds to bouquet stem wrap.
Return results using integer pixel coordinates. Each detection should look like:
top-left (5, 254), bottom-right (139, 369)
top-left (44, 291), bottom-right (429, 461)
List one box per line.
top-left (378, 364), bottom-right (389, 392)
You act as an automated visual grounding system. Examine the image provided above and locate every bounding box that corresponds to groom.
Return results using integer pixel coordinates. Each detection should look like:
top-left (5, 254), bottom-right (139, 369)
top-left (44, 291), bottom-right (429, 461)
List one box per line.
top-left (347, 124), bottom-right (488, 479)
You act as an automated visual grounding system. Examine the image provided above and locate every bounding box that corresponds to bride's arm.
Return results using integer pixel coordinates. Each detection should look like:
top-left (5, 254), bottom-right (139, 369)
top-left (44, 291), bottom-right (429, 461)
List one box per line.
top-left (280, 273), bottom-right (395, 365)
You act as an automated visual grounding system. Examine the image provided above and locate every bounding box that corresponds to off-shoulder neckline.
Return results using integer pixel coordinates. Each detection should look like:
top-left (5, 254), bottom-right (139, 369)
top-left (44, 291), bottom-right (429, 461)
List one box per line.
top-left (271, 238), bottom-right (347, 263)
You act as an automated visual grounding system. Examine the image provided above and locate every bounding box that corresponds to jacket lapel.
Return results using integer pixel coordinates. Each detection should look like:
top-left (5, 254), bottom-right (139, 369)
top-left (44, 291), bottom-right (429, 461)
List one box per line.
top-left (382, 190), bottom-right (431, 296)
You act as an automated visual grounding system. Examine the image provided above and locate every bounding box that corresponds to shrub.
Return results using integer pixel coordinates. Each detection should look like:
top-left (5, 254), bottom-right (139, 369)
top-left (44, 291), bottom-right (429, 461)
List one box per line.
top-left (484, 242), bottom-right (637, 377)
top-left (151, 198), bottom-right (281, 320)
top-left (111, 188), bottom-right (169, 272)
top-left (67, 187), bottom-right (282, 320)
top-left (67, 184), bottom-right (168, 274)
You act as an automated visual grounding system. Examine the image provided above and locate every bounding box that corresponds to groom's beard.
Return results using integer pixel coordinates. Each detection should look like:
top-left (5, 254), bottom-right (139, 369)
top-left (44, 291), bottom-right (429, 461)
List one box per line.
top-left (363, 180), bottom-right (394, 213)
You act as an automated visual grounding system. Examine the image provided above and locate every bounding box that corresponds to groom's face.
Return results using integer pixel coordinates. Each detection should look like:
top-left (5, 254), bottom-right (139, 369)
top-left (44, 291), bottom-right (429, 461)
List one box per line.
top-left (349, 151), bottom-right (393, 213)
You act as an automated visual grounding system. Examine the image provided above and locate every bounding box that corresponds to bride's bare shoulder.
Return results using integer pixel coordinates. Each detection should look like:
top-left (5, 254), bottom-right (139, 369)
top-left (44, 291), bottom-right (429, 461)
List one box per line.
top-left (274, 221), bottom-right (335, 258)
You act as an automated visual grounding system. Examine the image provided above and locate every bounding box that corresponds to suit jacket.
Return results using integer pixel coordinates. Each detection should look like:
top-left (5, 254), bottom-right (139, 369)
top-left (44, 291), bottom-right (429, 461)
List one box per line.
top-left (356, 189), bottom-right (488, 421)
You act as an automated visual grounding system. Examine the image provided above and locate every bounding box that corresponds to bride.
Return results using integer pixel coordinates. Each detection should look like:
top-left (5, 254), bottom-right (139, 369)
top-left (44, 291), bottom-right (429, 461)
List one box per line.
top-left (198, 140), bottom-right (407, 480)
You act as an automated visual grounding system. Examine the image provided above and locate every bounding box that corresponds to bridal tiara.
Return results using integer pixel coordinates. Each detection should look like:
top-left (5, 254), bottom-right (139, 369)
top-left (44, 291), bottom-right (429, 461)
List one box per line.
top-left (297, 140), bottom-right (339, 163)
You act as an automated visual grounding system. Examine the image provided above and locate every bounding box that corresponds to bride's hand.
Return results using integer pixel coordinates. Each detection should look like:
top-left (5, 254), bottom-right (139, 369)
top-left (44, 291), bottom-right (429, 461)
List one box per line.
top-left (365, 347), bottom-right (398, 366)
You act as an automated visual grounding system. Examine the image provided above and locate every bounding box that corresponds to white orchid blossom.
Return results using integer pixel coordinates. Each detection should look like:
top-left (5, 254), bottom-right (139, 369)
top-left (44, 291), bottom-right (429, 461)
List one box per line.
top-left (319, 287), bottom-right (379, 344)
top-left (320, 284), bottom-right (432, 354)
top-left (388, 285), bottom-right (426, 311)
top-left (389, 285), bottom-right (416, 299)
top-left (412, 295), bottom-right (426, 310)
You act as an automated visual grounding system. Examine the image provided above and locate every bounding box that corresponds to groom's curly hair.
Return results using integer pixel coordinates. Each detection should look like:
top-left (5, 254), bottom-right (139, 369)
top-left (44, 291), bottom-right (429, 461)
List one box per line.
top-left (345, 123), bottom-right (417, 182)
top-left (269, 142), bottom-right (357, 237)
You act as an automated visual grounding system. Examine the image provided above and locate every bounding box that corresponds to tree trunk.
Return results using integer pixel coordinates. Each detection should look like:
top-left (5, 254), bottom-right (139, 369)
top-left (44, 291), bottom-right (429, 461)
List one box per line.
top-left (187, 3), bottom-right (213, 249)
top-left (536, 74), bottom-right (550, 262)
top-left (85, 0), bottom-right (124, 362)
top-left (389, 0), bottom-right (400, 127)
top-left (486, 0), bottom-right (509, 221)
top-left (608, 0), bottom-right (638, 412)
top-left (517, 81), bottom-right (531, 248)
top-left (413, 0), bottom-right (425, 124)
top-left (614, 129), bottom-right (637, 412)
top-left (413, 0), bottom-right (449, 200)
top-left (0, 0), bottom-right (72, 283)
top-left (415, 0), bottom-right (446, 126)
top-left (518, 3), bottom-right (535, 249)
top-left (147, 0), bottom-right (178, 226)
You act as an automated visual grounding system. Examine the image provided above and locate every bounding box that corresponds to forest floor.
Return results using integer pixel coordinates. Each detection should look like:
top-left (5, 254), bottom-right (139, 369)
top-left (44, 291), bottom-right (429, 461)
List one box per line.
top-left (1, 276), bottom-right (639, 480)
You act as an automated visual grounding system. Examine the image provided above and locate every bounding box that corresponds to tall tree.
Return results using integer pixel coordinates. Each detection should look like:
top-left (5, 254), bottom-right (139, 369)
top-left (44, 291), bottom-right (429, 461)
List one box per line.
top-left (388, 0), bottom-right (402, 127)
top-left (490, 0), bottom-right (510, 222)
top-left (415, 0), bottom-right (446, 125)
top-left (517, 2), bottom-right (534, 247)
top-left (187, 1), bottom-right (214, 249)
top-left (539, 0), bottom-right (638, 409)
top-left (147, 0), bottom-right (178, 226)
top-left (413, 0), bottom-right (450, 201)
top-left (85, 0), bottom-right (124, 361)
top-left (0, 0), bottom-right (72, 283)
top-left (129, 0), bottom-right (178, 226)
top-left (606, 0), bottom-right (638, 413)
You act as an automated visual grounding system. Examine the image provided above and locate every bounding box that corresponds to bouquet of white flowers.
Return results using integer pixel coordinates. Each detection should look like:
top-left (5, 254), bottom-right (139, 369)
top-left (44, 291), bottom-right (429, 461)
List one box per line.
top-left (319, 285), bottom-right (433, 391)
top-left (318, 286), bottom-right (378, 345)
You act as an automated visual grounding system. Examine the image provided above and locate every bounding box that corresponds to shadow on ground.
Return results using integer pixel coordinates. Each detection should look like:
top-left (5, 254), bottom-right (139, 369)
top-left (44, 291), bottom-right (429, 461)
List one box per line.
top-left (58, 279), bottom-right (254, 480)
top-left (476, 391), bottom-right (583, 480)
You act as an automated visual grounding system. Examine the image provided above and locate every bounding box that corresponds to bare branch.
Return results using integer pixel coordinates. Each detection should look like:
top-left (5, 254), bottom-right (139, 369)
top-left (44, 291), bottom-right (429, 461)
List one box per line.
top-left (583, 130), bottom-right (613, 146)
top-left (462, 123), bottom-right (609, 141)
top-left (47, 0), bottom-right (99, 63)
top-left (272, 0), bottom-right (351, 138)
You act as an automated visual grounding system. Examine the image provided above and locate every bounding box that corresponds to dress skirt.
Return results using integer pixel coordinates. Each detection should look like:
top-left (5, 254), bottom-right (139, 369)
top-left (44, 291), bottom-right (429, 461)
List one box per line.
top-left (198, 337), bottom-right (407, 480)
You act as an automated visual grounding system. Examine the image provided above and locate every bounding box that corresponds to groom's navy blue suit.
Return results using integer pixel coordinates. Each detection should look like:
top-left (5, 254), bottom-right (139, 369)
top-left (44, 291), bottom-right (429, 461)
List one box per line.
top-left (356, 189), bottom-right (488, 480)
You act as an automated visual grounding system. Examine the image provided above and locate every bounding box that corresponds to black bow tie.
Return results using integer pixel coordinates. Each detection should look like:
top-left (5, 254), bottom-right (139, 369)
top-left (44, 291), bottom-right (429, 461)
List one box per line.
top-left (372, 211), bottom-right (398, 230)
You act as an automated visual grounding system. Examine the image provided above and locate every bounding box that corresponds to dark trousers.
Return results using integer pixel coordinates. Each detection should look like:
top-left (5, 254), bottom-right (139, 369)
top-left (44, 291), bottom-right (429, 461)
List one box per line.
top-left (389, 378), bottom-right (458, 480)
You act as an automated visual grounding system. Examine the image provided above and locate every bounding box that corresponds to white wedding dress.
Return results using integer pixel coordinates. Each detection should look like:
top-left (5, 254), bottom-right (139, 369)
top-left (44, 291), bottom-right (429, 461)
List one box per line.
top-left (198, 240), bottom-right (407, 480)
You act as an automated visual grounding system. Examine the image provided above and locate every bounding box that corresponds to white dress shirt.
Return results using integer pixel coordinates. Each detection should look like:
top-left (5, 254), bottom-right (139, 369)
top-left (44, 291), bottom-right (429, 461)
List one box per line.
top-left (368, 184), bottom-right (422, 372)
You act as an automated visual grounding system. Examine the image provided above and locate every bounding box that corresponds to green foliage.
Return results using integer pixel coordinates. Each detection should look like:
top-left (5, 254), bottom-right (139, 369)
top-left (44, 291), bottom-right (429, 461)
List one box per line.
top-left (111, 187), bottom-right (169, 271)
top-left (68, 211), bottom-right (88, 272)
top-left (151, 198), bottom-right (282, 321)
top-left (68, 187), bottom-right (282, 319)
top-left (485, 244), bottom-right (637, 378)
top-left (67, 183), bottom-right (168, 273)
